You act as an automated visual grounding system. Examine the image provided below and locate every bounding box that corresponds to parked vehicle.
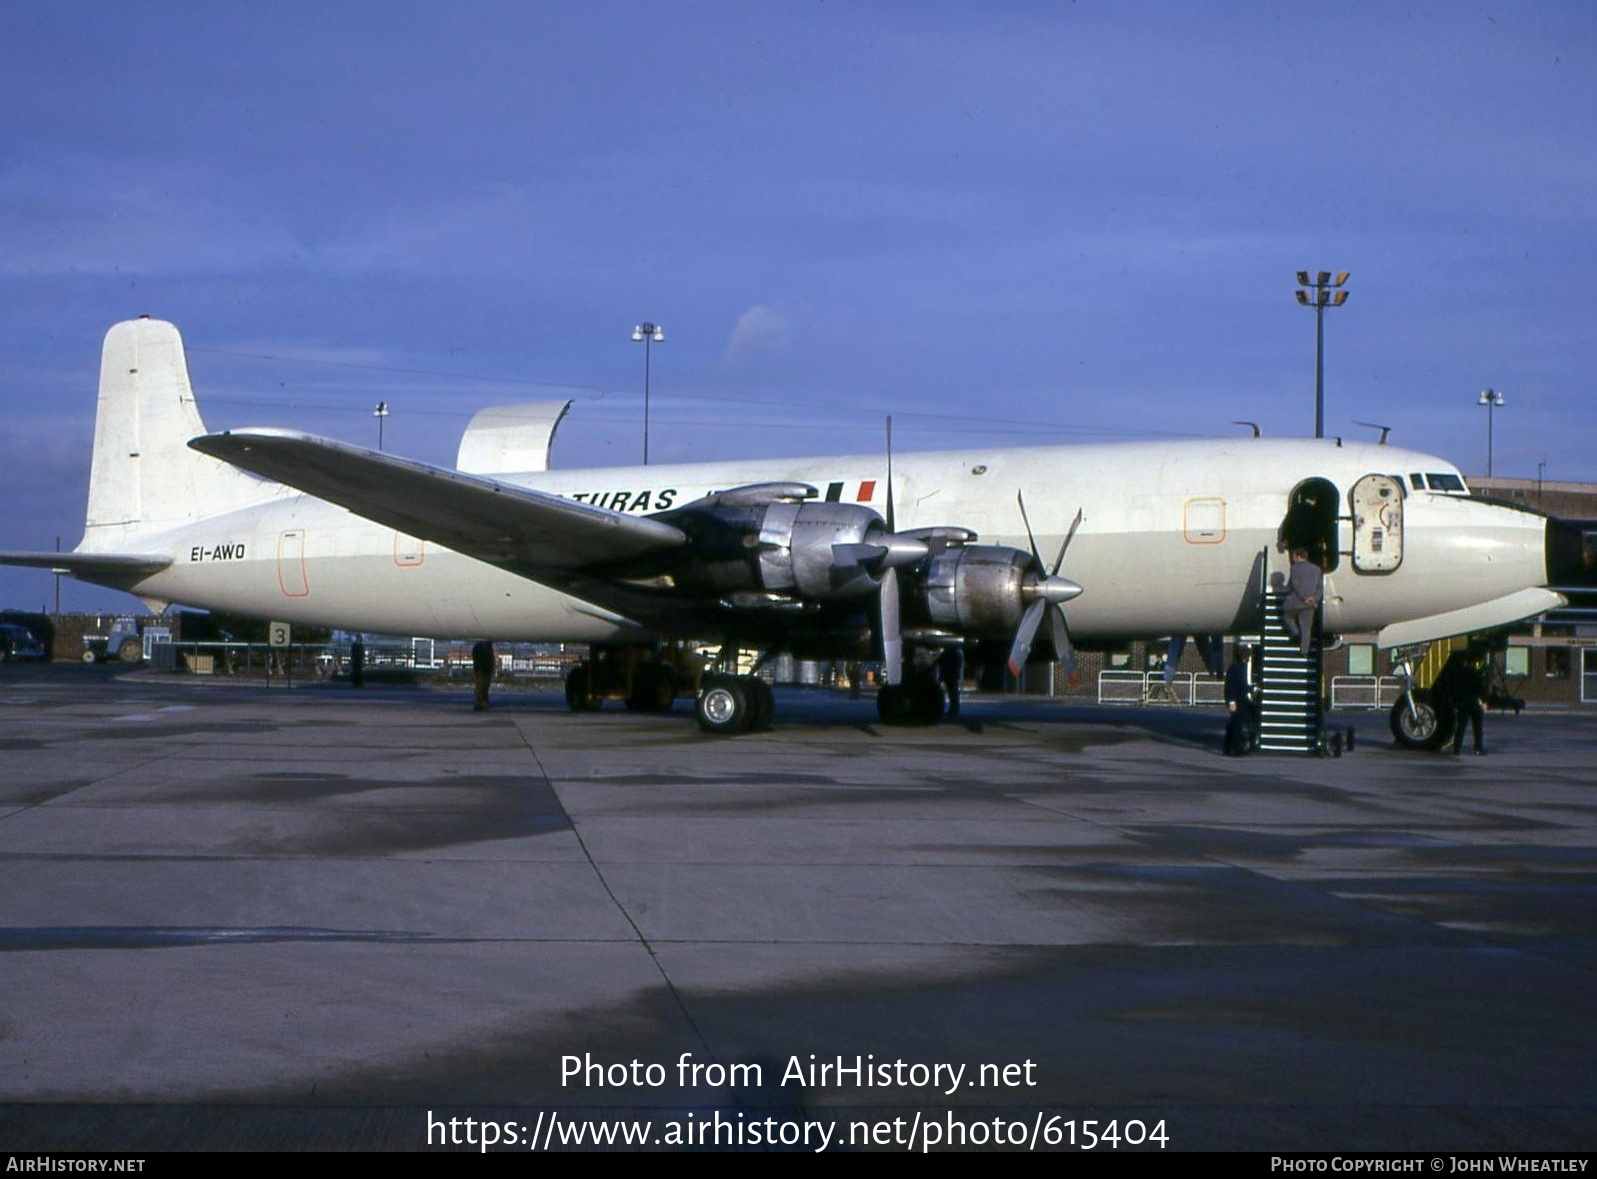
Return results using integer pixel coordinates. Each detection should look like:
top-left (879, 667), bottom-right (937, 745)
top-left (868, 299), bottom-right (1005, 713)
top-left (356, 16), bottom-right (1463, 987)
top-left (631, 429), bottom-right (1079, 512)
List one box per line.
top-left (0, 623), bottom-right (47, 661)
top-left (81, 616), bottom-right (145, 663)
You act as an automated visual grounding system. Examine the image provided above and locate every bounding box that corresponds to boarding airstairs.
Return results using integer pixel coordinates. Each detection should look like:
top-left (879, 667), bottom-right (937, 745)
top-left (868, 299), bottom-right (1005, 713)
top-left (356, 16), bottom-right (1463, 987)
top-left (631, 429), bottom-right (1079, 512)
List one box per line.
top-left (1253, 557), bottom-right (1326, 755)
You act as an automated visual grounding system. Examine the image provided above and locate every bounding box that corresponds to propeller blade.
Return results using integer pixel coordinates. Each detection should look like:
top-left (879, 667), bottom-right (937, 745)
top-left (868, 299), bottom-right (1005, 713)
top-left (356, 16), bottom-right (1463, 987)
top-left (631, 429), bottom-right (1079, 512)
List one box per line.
top-left (1048, 604), bottom-right (1077, 675)
top-left (885, 416), bottom-right (895, 533)
top-left (1006, 597), bottom-right (1046, 678)
top-left (1016, 489), bottom-right (1043, 568)
top-left (880, 565), bottom-right (902, 685)
top-left (1051, 508), bottom-right (1084, 576)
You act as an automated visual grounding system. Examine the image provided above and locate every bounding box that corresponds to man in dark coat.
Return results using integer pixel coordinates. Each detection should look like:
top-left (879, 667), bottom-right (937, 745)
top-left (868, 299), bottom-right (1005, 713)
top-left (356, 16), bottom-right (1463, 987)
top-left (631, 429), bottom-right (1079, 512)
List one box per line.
top-left (472, 640), bottom-right (495, 712)
top-left (1434, 644), bottom-right (1489, 755)
top-left (1223, 644), bottom-right (1257, 755)
top-left (937, 645), bottom-right (965, 719)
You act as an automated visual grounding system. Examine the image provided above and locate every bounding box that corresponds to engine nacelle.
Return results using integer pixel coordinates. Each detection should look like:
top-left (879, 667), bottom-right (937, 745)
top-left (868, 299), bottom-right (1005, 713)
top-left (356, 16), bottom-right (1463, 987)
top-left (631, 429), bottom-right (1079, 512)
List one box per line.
top-left (916, 545), bottom-right (1033, 636)
top-left (671, 499), bottom-right (890, 602)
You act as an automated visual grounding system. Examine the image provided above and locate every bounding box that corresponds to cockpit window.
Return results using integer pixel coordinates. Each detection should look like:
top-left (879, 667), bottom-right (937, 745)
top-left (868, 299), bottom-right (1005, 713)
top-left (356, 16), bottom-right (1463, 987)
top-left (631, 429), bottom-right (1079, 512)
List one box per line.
top-left (1425, 472), bottom-right (1466, 493)
top-left (1409, 473), bottom-right (1425, 491)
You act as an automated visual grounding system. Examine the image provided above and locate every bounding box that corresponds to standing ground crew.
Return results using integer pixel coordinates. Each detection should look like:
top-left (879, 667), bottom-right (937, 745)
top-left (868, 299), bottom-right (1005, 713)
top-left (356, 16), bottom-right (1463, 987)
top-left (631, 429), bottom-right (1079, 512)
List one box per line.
top-left (472, 640), bottom-right (495, 711)
top-left (1223, 644), bottom-right (1258, 756)
top-left (1435, 644), bottom-right (1489, 755)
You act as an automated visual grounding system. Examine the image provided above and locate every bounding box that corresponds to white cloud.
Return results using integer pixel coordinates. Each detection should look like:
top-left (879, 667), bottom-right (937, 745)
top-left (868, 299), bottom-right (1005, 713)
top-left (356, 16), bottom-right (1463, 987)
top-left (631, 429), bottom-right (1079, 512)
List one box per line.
top-left (723, 304), bottom-right (792, 365)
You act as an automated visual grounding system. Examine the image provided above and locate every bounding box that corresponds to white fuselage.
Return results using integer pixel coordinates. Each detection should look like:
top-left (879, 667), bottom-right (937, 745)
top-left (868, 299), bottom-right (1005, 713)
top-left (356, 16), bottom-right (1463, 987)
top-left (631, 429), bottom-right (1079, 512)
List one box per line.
top-left (95, 437), bottom-right (1549, 645)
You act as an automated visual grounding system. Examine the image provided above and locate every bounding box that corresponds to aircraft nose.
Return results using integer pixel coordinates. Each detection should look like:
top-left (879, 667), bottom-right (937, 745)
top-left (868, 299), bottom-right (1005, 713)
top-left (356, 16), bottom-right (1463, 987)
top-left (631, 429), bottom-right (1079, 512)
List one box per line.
top-left (1546, 516), bottom-right (1597, 587)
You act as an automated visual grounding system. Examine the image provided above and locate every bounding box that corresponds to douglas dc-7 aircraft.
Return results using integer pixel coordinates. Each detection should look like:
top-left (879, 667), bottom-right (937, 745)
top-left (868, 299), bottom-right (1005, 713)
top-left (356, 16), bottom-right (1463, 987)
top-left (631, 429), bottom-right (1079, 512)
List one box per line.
top-left (4, 317), bottom-right (1593, 734)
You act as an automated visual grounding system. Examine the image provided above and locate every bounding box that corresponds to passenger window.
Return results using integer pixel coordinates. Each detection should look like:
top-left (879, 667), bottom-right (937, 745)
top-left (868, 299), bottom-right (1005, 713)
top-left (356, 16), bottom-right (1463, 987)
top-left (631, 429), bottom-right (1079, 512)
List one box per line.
top-left (1183, 497), bottom-right (1226, 544)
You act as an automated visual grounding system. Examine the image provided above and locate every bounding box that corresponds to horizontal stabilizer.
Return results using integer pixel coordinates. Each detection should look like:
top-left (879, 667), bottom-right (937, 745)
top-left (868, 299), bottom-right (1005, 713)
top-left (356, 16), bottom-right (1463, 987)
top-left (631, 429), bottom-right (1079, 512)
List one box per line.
top-left (1375, 586), bottom-right (1567, 649)
top-left (0, 551), bottom-right (173, 590)
top-left (189, 429), bottom-right (687, 569)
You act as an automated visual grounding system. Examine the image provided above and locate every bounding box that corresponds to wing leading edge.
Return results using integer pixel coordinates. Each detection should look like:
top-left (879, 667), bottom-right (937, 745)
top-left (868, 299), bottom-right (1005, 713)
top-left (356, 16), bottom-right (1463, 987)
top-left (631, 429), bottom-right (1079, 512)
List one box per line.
top-left (189, 429), bottom-right (687, 570)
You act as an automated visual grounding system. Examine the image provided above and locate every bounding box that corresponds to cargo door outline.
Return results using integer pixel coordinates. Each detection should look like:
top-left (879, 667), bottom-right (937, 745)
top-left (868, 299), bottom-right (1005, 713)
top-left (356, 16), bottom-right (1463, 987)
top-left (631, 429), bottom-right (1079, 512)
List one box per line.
top-left (1349, 474), bottom-right (1403, 573)
top-left (277, 529), bottom-right (310, 597)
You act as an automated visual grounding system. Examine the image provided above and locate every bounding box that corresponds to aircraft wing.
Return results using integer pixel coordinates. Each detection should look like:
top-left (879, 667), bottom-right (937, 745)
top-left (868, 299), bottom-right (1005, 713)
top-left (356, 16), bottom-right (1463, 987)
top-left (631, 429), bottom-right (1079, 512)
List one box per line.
top-left (189, 429), bottom-right (688, 569)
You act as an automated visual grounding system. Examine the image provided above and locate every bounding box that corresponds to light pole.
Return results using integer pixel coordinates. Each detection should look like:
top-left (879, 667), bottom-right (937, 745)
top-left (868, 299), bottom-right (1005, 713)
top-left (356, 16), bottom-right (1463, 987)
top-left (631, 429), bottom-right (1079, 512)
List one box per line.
top-left (1478, 388), bottom-right (1504, 476)
top-left (632, 322), bottom-right (664, 464)
top-left (373, 401), bottom-right (389, 451)
top-left (1295, 270), bottom-right (1350, 439)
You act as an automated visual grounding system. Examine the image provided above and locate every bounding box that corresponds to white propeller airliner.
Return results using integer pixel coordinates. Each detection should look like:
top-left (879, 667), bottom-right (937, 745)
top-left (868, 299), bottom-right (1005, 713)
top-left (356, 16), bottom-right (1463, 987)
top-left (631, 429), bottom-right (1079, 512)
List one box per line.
top-left (3, 318), bottom-right (1588, 735)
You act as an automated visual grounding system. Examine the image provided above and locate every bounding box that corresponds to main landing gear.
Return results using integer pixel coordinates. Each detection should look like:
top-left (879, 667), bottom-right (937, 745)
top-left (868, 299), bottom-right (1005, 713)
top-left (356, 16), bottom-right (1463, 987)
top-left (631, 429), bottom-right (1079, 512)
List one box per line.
top-left (563, 643), bottom-right (698, 714)
top-left (875, 671), bottom-right (947, 725)
top-left (694, 674), bottom-right (774, 735)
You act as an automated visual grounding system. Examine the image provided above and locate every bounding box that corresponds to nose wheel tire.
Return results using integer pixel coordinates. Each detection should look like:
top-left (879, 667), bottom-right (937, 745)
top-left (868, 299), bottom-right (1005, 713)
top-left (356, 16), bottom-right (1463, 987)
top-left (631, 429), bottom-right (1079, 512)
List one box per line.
top-left (1389, 694), bottom-right (1454, 750)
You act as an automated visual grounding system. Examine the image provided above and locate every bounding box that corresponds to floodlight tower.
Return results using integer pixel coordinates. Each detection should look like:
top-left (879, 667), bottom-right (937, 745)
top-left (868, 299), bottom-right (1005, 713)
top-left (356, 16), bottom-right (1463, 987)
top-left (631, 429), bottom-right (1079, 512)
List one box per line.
top-left (373, 401), bottom-right (389, 451)
top-left (1295, 270), bottom-right (1350, 439)
top-left (632, 322), bottom-right (665, 464)
top-left (1478, 388), bottom-right (1504, 476)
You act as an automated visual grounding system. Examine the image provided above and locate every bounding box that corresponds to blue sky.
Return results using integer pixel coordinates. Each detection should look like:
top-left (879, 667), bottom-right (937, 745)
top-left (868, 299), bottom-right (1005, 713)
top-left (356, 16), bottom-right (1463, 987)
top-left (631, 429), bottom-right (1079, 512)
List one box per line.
top-left (3, 1), bottom-right (1594, 611)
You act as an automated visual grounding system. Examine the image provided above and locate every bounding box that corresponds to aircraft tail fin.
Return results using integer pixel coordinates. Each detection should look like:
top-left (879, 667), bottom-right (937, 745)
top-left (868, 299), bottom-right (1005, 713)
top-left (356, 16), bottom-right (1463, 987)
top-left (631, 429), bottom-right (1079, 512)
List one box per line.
top-left (84, 318), bottom-right (271, 544)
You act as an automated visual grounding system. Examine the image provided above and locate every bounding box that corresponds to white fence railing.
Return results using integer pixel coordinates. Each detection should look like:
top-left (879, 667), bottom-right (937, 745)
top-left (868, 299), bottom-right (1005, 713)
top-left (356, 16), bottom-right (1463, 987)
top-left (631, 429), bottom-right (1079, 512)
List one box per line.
top-left (1096, 670), bottom-right (1224, 706)
top-left (1328, 675), bottom-right (1404, 710)
top-left (1096, 671), bottom-right (1404, 709)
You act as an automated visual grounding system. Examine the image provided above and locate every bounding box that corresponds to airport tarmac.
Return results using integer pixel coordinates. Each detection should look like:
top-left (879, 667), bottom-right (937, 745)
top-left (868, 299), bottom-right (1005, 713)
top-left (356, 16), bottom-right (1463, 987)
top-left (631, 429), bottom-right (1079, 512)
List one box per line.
top-left (0, 662), bottom-right (1593, 1153)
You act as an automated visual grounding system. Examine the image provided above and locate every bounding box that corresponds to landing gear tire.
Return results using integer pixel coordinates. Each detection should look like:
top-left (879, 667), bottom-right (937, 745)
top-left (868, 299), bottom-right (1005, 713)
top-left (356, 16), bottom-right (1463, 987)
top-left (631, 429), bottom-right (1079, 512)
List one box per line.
top-left (697, 675), bottom-right (753, 735)
top-left (626, 662), bottom-right (675, 712)
top-left (876, 683), bottom-right (914, 725)
top-left (748, 678), bottom-right (774, 731)
top-left (565, 663), bottom-right (601, 711)
top-left (909, 674), bottom-right (946, 724)
top-left (1390, 694), bottom-right (1453, 750)
top-left (879, 673), bottom-right (946, 725)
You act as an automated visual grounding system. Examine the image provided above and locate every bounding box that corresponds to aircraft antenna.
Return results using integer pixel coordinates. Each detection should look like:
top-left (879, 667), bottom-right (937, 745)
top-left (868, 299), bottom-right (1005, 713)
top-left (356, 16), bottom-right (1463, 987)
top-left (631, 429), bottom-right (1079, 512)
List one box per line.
top-left (1353, 421), bottom-right (1393, 444)
top-left (1232, 421), bottom-right (1261, 438)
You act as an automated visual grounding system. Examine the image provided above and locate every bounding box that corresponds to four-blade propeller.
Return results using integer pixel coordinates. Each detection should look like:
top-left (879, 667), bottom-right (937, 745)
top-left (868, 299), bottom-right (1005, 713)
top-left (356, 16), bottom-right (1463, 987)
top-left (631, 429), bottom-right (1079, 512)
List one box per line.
top-left (1007, 494), bottom-right (1085, 678)
top-left (849, 457), bottom-right (1087, 688)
